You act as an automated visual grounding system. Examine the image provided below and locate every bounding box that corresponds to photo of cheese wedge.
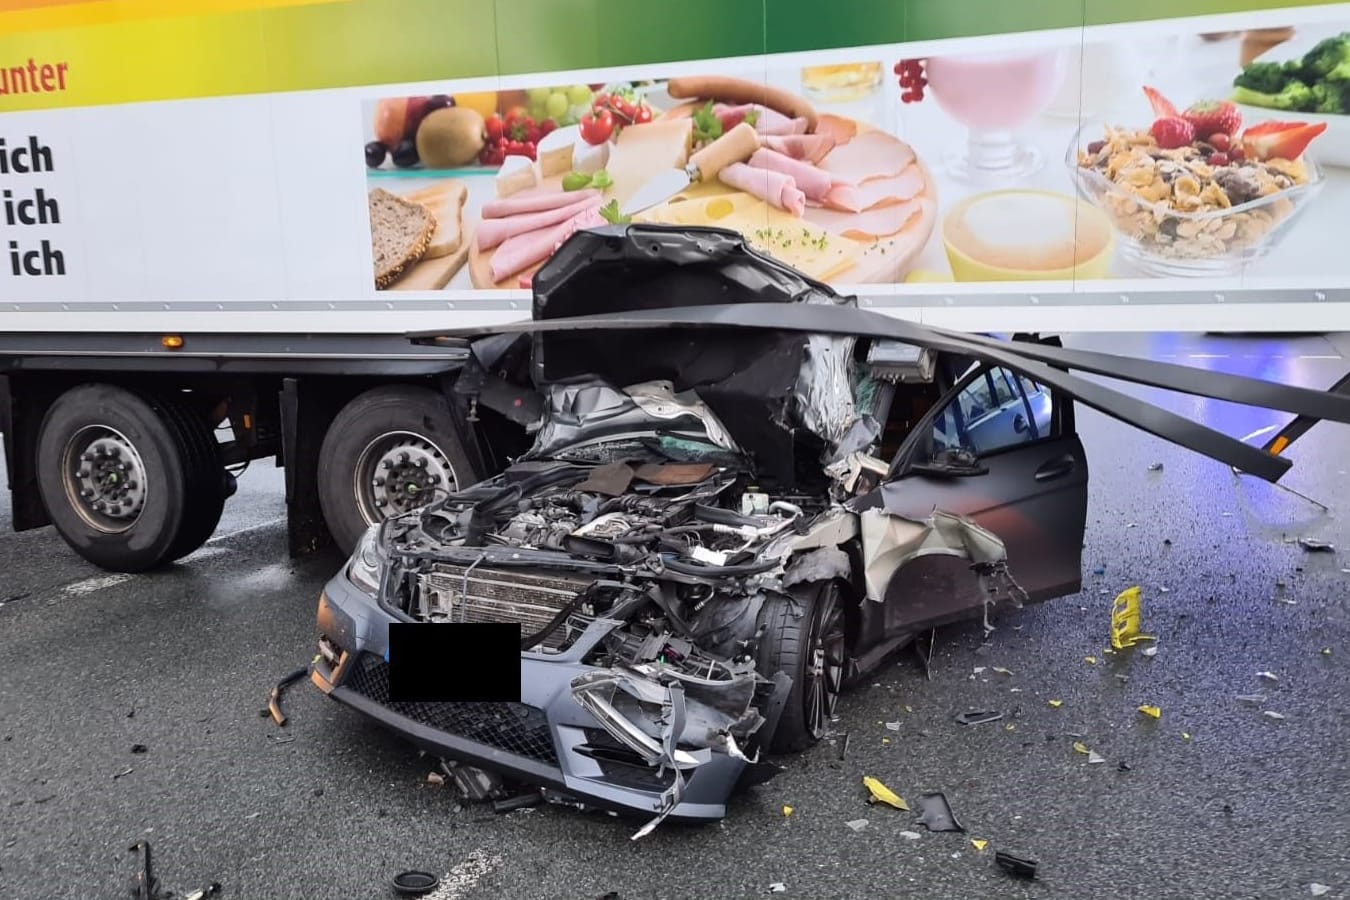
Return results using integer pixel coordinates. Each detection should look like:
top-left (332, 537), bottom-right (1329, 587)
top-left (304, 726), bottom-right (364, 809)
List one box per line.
top-left (637, 189), bottom-right (861, 283)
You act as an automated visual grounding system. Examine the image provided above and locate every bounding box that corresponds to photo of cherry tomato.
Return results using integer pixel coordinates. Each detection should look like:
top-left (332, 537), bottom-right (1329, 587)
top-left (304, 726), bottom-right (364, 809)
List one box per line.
top-left (579, 108), bottom-right (616, 145)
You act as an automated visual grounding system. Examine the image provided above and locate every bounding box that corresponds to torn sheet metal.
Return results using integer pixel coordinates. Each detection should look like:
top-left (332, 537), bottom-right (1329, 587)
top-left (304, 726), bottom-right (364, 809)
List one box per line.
top-left (795, 333), bottom-right (863, 448)
top-left (529, 380), bottom-right (740, 458)
top-left (915, 792), bottom-right (965, 832)
top-left (858, 508), bottom-right (1010, 603)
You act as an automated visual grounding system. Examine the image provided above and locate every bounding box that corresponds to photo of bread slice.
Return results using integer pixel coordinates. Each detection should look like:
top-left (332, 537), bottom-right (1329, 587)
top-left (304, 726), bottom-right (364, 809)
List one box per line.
top-left (369, 188), bottom-right (437, 289)
top-left (404, 182), bottom-right (468, 259)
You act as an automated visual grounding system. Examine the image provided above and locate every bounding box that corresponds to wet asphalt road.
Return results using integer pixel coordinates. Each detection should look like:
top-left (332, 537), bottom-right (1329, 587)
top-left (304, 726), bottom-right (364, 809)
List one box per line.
top-left (1, 333), bottom-right (1348, 900)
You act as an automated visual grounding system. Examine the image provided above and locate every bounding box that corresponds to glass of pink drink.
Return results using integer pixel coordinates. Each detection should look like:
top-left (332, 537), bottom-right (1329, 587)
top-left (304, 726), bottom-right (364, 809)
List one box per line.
top-left (924, 48), bottom-right (1067, 182)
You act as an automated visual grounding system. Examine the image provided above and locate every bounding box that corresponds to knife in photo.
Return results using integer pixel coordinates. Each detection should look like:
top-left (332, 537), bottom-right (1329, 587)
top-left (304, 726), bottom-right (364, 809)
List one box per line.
top-left (621, 122), bottom-right (762, 218)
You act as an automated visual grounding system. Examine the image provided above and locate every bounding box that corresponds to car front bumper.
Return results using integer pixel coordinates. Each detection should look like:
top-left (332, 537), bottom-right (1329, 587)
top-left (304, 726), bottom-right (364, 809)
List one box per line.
top-left (311, 568), bottom-right (751, 825)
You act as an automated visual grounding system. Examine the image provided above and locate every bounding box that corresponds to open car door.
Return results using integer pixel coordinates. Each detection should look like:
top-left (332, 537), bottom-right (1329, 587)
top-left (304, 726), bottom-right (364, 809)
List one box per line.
top-left (868, 362), bottom-right (1089, 634)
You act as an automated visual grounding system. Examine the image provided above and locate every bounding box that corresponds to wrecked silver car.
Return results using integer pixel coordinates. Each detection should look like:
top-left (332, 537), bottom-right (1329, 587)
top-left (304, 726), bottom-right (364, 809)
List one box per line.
top-left (311, 225), bottom-right (1350, 835)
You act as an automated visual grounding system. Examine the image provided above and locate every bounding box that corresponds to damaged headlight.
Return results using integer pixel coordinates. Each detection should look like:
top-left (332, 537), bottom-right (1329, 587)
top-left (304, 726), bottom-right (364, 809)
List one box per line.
top-left (346, 524), bottom-right (384, 596)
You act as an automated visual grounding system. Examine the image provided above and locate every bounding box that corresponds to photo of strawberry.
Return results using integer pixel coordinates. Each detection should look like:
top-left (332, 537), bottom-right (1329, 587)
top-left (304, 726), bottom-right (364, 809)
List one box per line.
top-left (1182, 100), bottom-right (1243, 138)
top-left (1241, 120), bottom-right (1331, 161)
top-left (1150, 116), bottom-right (1196, 149)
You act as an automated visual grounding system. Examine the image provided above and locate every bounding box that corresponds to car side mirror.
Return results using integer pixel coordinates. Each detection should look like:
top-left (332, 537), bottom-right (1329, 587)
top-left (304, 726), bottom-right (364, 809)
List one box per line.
top-left (910, 447), bottom-right (989, 478)
top-left (1013, 413), bottom-right (1028, 434)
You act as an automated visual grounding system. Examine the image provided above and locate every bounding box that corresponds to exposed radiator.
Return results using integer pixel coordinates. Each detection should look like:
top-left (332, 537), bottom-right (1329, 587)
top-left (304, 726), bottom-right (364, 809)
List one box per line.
top-left (417, 564), bottom-right (592, 650)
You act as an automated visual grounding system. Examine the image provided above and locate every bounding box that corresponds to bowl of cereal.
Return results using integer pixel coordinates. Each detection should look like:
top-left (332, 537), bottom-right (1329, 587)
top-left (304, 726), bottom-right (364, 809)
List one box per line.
top-left (1066, 121), bottom-right (1325, 277)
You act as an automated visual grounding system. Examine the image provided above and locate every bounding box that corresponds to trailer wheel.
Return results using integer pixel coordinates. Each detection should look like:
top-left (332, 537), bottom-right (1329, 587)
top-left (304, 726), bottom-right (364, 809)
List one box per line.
top-left (317, 385), bottom-right (476, 555)
top-left (35, 385), bottom-right (227, 573)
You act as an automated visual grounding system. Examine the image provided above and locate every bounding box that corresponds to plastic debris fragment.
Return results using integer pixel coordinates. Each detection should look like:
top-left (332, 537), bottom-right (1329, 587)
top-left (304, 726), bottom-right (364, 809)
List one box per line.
top-left (1142, 647), bottom-right (1159, 657)
top-left (1088, 751), bottom-right (1106, 764)
top-left (1084, 656), bottom-right (1098, 665)
top-left (845, 819), bottom-right (869, 832)
top-left (862, 776), bottom-right (909, 811)
top-left (1148, 462), bottom-right (1164, 471)
top-left (1263, 711), bottom-right (1286, 721)
top-left (1257, 671), bottom-right (1280, 682)
top-left (769, 883), bottom-right (787, 893)
top-left (1182, 732), bottom-right (1192, 741)
top-left (1323, 648), bottom-right (1333, 656)
top-left (782, 805), bottom-right (794, 818)
top-left (885, 722), bottom-right (901, 732)
top-left (954, 710), bottom-right (1003, 726)
top-left (995, 850), bottom-right (1038, 879)
top-left (1138, 705), bottom-right (1162, 719)
top-left (1073, 742), bottom-right (1091, 755)
top-left (426, 772), bottom-right (445, 786)
top-left (1298, 538), bottom-right (1335, 553)
top-left (1310, 884), bottom-right (1330, 896)
top-left (900, 831), bottom-right (922, 840)
top-left (1005, 723), bottom-right (1016, 732)
top-left (971, 839), bottom-right (989, 851)
top-left (992, 667), bottom-right (1013, 676)
top-left (915, 792), bottom-right (965, 832)
top-left (1110, 586), bottom-right (1156, 650)
top-left (1092, 567), bottom-right (1106, 576)
top-left (1236, 694), bottom-right (1266, 704)
top-left (973, 667), bottom-right (987, 675)
top-left (905, 705), bottom-right (913, 713)
top-left (1047, 700), bottom-right (1063, 708)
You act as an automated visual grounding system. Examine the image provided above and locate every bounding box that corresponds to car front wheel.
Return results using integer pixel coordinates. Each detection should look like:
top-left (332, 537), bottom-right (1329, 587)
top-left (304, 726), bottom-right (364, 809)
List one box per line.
top-left (756, 581), bottom-right (847, 754)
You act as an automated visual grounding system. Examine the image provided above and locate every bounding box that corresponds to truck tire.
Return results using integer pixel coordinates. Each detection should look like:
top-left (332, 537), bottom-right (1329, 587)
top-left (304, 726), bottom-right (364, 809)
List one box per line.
top-left (316, 385), bottom-right (476, 555)
top-left (35, 385), bottom-right (227, 573)
top-left (756, 582), bottom-right (847, 754)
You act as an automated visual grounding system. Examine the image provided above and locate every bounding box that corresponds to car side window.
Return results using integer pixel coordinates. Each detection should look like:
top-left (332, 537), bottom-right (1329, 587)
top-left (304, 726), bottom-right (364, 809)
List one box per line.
top-left (931, 366), bottom-right (1056, 457)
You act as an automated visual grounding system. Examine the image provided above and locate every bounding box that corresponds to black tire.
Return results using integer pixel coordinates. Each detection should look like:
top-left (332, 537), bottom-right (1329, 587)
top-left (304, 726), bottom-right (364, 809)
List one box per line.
top-left (35, 385), bottom-right (226, 573)
top-left (316, 385), bottom-right (477, 555)
top-left (756, 581), bottom-right (848, 754)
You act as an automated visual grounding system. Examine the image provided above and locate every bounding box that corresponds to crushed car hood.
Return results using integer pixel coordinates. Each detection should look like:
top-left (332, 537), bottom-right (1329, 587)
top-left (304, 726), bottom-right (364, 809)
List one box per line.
top-left (413, 224), bottom-right (1350, 483)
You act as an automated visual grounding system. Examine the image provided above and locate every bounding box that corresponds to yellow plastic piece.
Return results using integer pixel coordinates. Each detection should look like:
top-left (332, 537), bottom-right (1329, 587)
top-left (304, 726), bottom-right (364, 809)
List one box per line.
top-left (992, 667), bottom-right (1013, 676)
top-left (862, 776), bottom-right (909, 811)
top-left (882, 737), bottom-right (891, 744)
top-left (1322, 648), bottom-right (1332, 656)
top-left (1084, 656), bottom-right (1098, 665)
top-left (782, 805), bottom-right (794, 817)
top-left (905, 705), bottom-right (913, 713)
top-left (1048, 699), bottom-right (1064, 708)
top-left (1138, 705), bottom-right (1162, 719)
top-left (1073, 742), bottom-right (1091, 755)
top-left (1182, 732), bottom-right (1192, 741)
top-left (971, 839), bottom-right (989, 851)
top-left (1111, 586), bottom-right (1157, 650)
top-left (1005, 723), bottom-right (1016, 731)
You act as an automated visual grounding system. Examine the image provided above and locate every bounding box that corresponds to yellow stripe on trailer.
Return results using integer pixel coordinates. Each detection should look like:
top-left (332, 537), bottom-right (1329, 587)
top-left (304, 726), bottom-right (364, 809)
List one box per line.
top-left (0, 0), bottom-right (347, 35)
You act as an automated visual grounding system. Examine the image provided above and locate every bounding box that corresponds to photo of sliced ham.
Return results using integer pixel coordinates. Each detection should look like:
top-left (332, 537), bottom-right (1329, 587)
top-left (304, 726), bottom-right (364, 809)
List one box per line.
top-left (762, 134), bottom-right (836, 165)
top-left (804, 199), bottom-right (925, 241)
top-left (476, 194), bottom-right (602, 252)
top-left (489, 205), bottom-right (606, 284)
top-left (714, 103), bottom-right (809, 136)
top-left (823, 165), bottom-right (927, 213)
top-left (718, 162), bottom-right (807, 217)
top-left (817, 131), bottom-right (916, 184)
top-left (814, 114), bottom-right (859, 145)
top-left (749, 148), bottom-right (832, 202)
top-left (481, 189), bottom-right (601, 220)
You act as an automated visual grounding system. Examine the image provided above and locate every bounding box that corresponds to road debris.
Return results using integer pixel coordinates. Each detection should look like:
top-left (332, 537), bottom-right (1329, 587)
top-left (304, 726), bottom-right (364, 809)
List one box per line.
top-left (845, 818), bottom-right (869, 832)
top-left (392, 870), bottom-right (440, 897)
top-left (130, 744), bottom-right (148, 754)
top-left (1084, 656), bottom-right (1098, 665)
top-left (265, 665), bottom-right (310, 728)
top-left (1142, 646), bottom-right (1159, 657)
top-left (1323, 648), bottom-right (1333, 656)
top-left (1257, 671), bottom-right (1280, 682)
top-left (862, 776), bottom-right (908, 811)
top-left (1110, 587), bottom-right (1156, 650)
top-left (1310, 884), bottom-right (1331, 896)
top-left (995, 850), bottom-right (1038, 880)
top-left (1138, 705), bottom-right (1162, 720)
top-left (1073, 742), bottom-right (1106, 764)
top-left (1298, 538), bottom-right (1335, 553)
top-left (128, 840), bottom-right (221, 900)
top-left (782, 805), bottom-right (793, 818)
top-left (427, 772), bottom-right (446, 786)
top-left (1118, 761), bottom-right (1132, 771)
top-left (1182, 732), bottom-right (1192, 741)
top-left (954, 710), bottom-right (1003, 726)
top-left (1263, 711), bottom-right (1287, 721)
top-left (971, 839), bottom-right (989, 851)
top-left (113, 766), bottom-right (134, 780)
top-left (884, 721), bottom-right (901, 731)
top-left (1047, 700), bottom-right (1063, 708)
top-left (492, 792), bottom-right (543, 814)
top-left (1148, 462), bottom-right (1164, 471)
top-left (1237, 694), bottom-right (1267, 704)
top-left (991, 667), bottom-right (1013, 676)
top-left (839, 732), bottom-right (851, 759)
top-left (900, 831), bottom-right (922, 840)
top-left (915, 792), bottom-right (964, 832)
top-left (769, 883), bottom-right (787, 893)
